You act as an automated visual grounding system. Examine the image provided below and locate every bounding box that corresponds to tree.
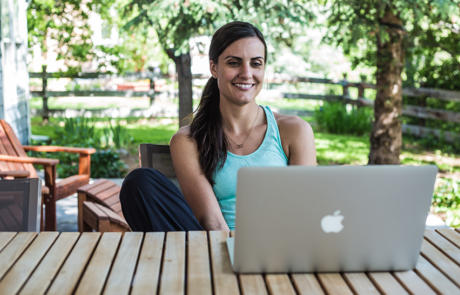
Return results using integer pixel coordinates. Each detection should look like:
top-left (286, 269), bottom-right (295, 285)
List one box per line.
top-left (124, 0), bottom-right (314, 126)
top-left (27, 0), bottom-right (115, 72)
top-left (323, 0), bottom-right (459, 164)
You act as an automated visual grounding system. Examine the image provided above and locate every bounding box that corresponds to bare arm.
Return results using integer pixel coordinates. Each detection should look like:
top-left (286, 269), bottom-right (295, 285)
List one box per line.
top-left (276, 114), bottom-right (317, 165)
top-left (170, 128), bottom-right (230, 231)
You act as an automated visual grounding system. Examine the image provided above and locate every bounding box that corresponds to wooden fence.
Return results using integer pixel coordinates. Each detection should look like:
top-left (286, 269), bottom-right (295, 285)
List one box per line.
top-left (280, 76), bottom-right (460, 143)
top-left (29, 69), bottom-right (460, 143)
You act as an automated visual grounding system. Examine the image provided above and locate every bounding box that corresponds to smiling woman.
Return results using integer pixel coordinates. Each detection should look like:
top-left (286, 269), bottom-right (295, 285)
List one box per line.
top-left (119, 21), bottom-right (317, 232)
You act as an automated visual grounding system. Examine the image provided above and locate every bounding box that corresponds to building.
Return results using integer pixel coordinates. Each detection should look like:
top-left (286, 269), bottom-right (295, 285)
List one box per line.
top-left (0, 0), bottom-right (31, 144)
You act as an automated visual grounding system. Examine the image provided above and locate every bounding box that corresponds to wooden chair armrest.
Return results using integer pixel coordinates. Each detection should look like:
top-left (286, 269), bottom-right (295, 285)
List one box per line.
top-left (23, 145), bottom-right (96, 155)
top-left (0, 154), bottom-right (59, 166)
top-left (0, 170), bottom-right (30, 178)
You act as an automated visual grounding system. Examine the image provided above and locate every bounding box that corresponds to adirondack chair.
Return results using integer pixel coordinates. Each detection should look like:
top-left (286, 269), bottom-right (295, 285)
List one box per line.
top-left (0, 119), bottom-right (96, 230)
top-left (79, 143), bottom-right (176, 232)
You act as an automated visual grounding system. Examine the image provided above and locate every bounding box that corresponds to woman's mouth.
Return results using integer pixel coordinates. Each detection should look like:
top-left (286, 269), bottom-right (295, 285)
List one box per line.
top-left (233, 83), bottom-right (254, 90)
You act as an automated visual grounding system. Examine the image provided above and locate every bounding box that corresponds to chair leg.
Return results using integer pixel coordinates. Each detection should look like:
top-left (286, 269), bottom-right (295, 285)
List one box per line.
top-left (78, 192), bottom-right (87, 232)
top-left (44, 199), bottom-right (57, 231)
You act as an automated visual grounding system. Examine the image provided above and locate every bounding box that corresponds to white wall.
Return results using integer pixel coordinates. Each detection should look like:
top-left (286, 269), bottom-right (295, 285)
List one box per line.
top-left (0, 0), bottom-right (31, 144)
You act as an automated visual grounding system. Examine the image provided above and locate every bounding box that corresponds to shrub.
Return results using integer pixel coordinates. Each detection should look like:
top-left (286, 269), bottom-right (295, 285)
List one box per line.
top-left (29, 117), bottom-right (129, 178)
top-left (314, 101), bottom-right (372, 136)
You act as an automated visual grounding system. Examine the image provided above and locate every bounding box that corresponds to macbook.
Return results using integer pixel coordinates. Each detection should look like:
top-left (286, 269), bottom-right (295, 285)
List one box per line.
top-left (227, 165), bottom-right (438, 273)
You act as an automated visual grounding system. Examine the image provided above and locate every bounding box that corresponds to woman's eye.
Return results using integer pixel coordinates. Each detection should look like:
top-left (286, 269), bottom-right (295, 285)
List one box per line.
top-left (228, 61), bottom-right (239, 66)
top-left (252, 62), bottom-right (263, 67)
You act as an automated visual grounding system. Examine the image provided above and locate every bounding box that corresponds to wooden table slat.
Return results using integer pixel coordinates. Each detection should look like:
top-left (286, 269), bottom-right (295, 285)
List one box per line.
top-left (317, 274), bottom-right (353, 295)
top-left (343, 273), bottom-right (379, 294)
top-left (291, 274), bottom-right (324, 295)
top-left (0, 232), bottom-right (58, 294)
top-left (0, 232), bottom-right (16, 251)
top-left (103, 232), bottom-right (143, 295)
top-left (159, 231), bottom-right (186, 295)
top-left (187, 231), bottom-right (212, 295)
top-left (421, 239), bottom-right (460, 285)
top-left (265, 274), bottom-right (296, 295)
top-left (415, 255), bottom-right (460, 294)
top-left (239, 274), bottom-right (267, 295)
top-left (47, 232), bottom-right (101, 295)
top-left (424, 230), bottom-right (460, 265)
top-left (393, 270), bottom-right (436, 295)
top-left (131, 232), bottom-right (165, 294)
top-left (436, 228), bottom-right (460, 248)
top-left (75, 232), bottom-right (122, 295)
top-left (209, 231), bottom-right (239, 295)
top-left (0, 232), bottom-right (36, 279)
top-left (368, 272), bottom-right (408, 294)
top-left (20, 232), bottom-right (80, 295)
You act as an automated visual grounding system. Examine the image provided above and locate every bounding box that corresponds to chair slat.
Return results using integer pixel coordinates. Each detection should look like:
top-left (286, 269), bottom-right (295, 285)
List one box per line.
top-left (209, 231), bottom-right (239, 295)
top-left (75, 233), bottom-right (122, 295)
top-left (187, 231), bottom-right (212, 295)
top-left (47, 232), bottom-right (101, 295)
top-left (131, 232), bottom-right (165, 294)
top-left (0, 232), bottom-right (36, 279)
top-left (0, 232), bottom-right (58, 294)
top-left (104, 232), bottom-right (143, 295)
top-left (20, 232), bottom-right (80, 295)
top-left (159, 232), bottom-right (186, 294)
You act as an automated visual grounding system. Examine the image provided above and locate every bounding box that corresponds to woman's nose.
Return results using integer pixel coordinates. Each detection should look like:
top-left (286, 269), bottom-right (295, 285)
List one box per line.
top-left (238, 63), bottom-right (252, 79)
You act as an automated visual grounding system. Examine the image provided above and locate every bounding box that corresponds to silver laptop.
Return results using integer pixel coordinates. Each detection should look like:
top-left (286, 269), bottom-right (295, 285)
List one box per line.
top-left (227, 165), bottom-right (437, 273)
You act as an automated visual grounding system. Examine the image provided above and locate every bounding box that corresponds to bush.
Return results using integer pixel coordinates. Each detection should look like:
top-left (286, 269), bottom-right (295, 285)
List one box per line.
top-left (29, 117), bottom-right (129, 178)
top-left (314, 101), bottom-right (372, 136)
top-left (432, 178), bottom-right (460, 227)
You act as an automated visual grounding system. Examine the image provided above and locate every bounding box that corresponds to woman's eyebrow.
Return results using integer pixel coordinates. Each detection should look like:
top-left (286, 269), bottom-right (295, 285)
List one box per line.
top-left (224, 56), bottom-right (265, 61)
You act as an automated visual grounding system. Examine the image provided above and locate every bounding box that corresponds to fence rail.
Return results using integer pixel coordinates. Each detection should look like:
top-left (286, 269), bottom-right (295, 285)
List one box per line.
top-left (29, 69), bottom-right (460, 143)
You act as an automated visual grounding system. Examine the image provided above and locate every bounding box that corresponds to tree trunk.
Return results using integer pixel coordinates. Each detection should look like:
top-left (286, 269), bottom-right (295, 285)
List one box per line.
top-left (167, 50), bottom-right (193, 127)
top-left (368, 7), bottom-right (405, 164)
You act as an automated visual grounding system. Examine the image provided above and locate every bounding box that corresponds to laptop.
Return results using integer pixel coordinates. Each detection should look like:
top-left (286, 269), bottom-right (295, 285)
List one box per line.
top-left (226, 165), bottom-right (438, 273)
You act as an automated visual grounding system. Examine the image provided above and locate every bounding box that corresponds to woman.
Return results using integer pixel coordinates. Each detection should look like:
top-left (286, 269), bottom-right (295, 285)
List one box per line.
top-left (120, 21), bottom-right (316, 232)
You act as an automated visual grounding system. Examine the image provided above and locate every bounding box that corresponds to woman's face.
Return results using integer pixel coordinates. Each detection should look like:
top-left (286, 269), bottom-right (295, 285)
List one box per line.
top-left (210, 37), bottom-right (266, 106)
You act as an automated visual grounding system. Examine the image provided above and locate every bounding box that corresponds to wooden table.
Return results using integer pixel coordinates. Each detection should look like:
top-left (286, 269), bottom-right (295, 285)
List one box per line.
top-left (0, 229), bottom-right (459, 294)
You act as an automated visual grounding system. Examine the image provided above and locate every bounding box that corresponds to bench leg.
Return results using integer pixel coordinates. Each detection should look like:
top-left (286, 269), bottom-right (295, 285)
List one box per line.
top-left (78, 192), bottom-right (87, 232)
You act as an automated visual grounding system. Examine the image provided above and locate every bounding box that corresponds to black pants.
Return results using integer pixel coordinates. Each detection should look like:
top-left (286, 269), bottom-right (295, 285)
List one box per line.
top-left (120, 168), bottom-right (203, 232)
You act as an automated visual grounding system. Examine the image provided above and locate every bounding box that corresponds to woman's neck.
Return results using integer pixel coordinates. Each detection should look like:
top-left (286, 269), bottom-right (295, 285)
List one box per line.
top-left (220, 101), bottom-right (260, 134)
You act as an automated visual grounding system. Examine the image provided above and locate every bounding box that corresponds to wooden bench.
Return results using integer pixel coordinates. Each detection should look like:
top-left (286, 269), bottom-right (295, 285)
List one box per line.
top-left (78, 144), bottom-right (176, 232)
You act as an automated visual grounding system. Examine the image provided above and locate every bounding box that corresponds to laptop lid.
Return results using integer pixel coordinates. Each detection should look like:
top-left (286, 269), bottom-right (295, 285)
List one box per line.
top-left (231, 165), bottom-right (437, 273)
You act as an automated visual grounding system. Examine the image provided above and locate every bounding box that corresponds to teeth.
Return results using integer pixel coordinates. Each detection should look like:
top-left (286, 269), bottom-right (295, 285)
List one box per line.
top-left (234, 83), bottom-right (253, 89)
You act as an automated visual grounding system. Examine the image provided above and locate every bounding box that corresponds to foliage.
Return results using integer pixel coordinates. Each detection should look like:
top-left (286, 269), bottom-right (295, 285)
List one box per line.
top-left (29, 117), bottom-right (129, 178)
top-left (27, 0), bottom-right (115, 71)
top-left (314, 102), bottom-right (372, 136)
top-left (432, 178), bottom-right (460, 227)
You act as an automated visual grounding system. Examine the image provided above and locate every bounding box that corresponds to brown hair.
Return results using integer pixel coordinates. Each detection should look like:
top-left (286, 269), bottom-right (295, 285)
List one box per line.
top-left (189, 21), bottom-right (267, 185)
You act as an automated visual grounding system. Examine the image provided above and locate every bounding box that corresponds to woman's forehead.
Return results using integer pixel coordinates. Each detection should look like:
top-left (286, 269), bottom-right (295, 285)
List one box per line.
top-left (219, 37), bottom-right (265, 60)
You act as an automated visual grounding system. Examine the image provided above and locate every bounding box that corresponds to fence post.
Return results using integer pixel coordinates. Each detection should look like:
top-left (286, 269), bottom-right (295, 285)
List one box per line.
top-left (357, 83), bottom-right (365, 108)
top-left (148, 70), bottom-right (156, 106)
top-left (41, 65), bottom-right (49, 122)
top-left (341, 74), bottom-right (350, 101)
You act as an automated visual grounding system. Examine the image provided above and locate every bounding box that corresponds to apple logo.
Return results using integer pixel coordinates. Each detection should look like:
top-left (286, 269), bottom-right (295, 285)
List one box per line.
top-left (321, 210), bottom-right (344, 233)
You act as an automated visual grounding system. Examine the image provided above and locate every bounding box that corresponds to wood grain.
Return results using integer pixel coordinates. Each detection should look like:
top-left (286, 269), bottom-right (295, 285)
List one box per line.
top-left (265, 274), bottom-right (296, 295)
top-left (343, 273), bottom-right (379, 294)
top-left (187, 231), bottom-right (212, 295)
top-left (0, 232), bottom-right (36, 279)
top-left (317, 274), bottom-right (353, 295)
top-left (104, 232), bottom-right (143, 295)
top-left (159, 231), bottom-right (186, 295)
top-left (209, 231), bottom-right (239, 295)
top-left (291, 274), bottom-right (324, 295)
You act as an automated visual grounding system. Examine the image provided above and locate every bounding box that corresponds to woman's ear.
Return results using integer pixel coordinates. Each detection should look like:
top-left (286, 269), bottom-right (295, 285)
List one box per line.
top-left (210, 60), bottom-right (217, 79)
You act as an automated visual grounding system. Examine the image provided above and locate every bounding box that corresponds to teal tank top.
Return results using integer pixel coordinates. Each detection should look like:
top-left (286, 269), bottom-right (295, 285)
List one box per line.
top-left (212, 105), bottom-right (288, 230)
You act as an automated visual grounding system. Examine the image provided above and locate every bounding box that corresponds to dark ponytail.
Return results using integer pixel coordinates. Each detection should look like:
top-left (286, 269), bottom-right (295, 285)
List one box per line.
top-left (189, 21), bottom-right (267, 185)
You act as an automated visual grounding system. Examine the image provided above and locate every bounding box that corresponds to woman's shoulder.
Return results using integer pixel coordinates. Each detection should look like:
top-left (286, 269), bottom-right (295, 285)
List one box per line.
top-left (170, 125), bottom-right (193, 146)
top-left (273, 112), bottom-right (312, 131)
